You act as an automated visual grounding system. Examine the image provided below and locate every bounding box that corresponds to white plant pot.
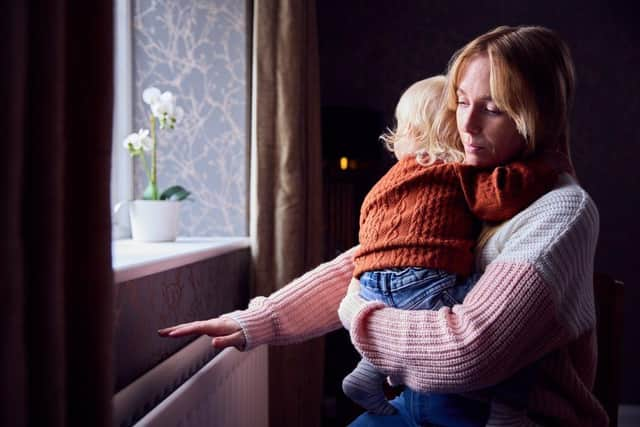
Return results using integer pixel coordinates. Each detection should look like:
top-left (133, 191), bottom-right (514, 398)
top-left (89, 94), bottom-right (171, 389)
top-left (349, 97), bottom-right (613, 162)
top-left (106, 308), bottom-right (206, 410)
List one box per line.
top-left (129, 200), bottom-right (180, 242)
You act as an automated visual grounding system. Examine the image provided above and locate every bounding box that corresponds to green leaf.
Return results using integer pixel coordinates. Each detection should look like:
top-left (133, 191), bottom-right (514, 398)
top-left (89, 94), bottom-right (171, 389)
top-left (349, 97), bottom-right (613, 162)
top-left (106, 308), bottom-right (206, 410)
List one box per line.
top-left (160, 185), bottom-right (191, 201)
top-left (143, 183), bottom-right (159, 200)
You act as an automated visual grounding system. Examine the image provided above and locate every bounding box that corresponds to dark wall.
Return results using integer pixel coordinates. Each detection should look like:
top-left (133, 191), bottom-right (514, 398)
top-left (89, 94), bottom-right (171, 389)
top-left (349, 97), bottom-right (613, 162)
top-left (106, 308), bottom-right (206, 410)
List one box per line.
top-left (317, 0), bottom-right (640, 404)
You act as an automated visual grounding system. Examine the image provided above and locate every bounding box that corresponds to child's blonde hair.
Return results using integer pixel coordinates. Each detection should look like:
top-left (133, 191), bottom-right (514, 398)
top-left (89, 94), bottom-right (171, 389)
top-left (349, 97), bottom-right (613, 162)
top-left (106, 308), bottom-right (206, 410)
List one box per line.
top-left (381, 76), bottom-right (464, 164)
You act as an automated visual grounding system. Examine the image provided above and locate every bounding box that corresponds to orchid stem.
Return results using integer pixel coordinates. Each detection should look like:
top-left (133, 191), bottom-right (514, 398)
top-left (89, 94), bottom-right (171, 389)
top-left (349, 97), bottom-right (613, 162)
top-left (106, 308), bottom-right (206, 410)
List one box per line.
top-left (151, 115), bottom-right (157, 184)
top-left (139, 152), bottom-right (152, 186)
top-left (150, 115), bottom-right (159, 199)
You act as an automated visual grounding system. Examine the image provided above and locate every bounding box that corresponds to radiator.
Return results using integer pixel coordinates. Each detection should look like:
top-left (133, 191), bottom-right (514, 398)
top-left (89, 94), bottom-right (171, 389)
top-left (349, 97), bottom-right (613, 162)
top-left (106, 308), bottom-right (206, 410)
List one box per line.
top-left (114, 337), bottom-right (269, 427)
top-left (137, 344), bottom-right (268, 427)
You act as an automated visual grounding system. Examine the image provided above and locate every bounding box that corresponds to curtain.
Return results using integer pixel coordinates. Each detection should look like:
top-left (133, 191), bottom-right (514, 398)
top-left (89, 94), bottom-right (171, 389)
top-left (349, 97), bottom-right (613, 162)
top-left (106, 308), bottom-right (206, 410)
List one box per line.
top-left (1, 1), bottom-right (114, 426)
top-left (250, 0), bottom-right (325, 426)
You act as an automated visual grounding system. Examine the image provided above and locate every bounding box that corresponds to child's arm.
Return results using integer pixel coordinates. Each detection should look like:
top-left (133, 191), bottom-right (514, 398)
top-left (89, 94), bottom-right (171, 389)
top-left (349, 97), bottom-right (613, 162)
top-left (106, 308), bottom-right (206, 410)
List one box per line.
top-left (455, 152), bottom-right (571, 222)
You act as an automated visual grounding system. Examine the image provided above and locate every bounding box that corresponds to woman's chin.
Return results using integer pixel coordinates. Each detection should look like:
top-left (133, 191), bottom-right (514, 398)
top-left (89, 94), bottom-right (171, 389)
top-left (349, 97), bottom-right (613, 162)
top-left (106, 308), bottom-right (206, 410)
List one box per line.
top-left (463, 155), bottom-right (488, 168)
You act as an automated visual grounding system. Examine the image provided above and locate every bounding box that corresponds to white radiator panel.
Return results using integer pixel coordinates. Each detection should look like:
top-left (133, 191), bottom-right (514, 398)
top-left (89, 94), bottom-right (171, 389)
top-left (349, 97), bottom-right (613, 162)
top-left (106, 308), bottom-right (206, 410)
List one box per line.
top-left (134, 345), bottom-right (268, 427)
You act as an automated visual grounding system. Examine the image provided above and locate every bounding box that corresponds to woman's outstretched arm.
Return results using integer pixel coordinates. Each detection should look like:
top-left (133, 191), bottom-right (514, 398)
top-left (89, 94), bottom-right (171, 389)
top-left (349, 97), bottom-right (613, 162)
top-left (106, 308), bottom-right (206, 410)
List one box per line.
top-left (160, 246), bottom-right (358, 350)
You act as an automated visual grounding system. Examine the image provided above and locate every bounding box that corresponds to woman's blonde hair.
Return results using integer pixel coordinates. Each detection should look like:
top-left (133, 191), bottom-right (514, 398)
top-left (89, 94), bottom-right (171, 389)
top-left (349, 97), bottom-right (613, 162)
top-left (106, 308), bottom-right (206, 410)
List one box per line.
top-left (381, 75), bottom-right (464, 164)
top-left (433, 25), bottom-right (576, 160)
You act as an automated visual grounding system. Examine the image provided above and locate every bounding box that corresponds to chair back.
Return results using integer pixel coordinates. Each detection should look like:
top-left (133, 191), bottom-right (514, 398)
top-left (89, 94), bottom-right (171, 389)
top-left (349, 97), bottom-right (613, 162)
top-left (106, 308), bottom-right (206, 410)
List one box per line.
top-left (592, 272), bottom-right (624, 426)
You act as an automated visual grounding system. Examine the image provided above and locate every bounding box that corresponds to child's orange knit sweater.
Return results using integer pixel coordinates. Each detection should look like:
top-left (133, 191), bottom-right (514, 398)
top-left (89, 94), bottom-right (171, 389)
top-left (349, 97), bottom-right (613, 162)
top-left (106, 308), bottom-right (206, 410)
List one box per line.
top-left (354, 156), bottom-right (558, 278)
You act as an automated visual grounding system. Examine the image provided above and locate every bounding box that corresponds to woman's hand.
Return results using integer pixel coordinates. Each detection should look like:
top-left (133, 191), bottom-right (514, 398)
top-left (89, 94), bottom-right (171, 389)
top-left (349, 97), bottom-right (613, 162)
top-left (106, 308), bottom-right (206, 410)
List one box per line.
top-left (158, 317), bottom-right (246, 350)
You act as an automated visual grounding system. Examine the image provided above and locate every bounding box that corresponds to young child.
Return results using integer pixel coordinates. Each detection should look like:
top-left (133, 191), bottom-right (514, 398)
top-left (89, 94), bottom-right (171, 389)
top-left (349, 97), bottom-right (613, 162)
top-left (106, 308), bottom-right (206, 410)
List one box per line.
top-left (342, 75), bottom-right (561, 420)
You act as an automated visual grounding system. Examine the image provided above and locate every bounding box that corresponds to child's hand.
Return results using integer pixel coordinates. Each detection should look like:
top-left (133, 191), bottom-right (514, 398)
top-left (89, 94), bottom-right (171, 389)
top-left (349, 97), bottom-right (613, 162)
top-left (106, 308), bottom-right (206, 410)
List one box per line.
top-left (158, 317), bottom-right (246, 350)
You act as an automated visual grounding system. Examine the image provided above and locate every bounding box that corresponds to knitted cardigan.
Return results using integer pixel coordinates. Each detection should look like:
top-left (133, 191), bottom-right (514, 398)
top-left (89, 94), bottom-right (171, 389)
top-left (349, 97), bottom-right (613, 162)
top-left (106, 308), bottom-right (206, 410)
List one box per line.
top-left (225, 175), bottom-right (607, 426)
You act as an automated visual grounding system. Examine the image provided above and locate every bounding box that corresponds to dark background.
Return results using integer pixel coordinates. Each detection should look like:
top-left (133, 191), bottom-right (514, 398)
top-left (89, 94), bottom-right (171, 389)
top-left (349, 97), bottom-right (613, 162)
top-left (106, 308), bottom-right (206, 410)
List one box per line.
top-left (315, 0), bottom-right (640, 419)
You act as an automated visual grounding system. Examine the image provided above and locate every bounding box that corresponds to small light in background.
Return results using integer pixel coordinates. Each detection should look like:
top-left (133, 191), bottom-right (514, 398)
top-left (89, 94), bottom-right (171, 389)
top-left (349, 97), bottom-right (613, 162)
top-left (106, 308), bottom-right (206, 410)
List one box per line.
top-left (339, 156), bottom-right (348, 170)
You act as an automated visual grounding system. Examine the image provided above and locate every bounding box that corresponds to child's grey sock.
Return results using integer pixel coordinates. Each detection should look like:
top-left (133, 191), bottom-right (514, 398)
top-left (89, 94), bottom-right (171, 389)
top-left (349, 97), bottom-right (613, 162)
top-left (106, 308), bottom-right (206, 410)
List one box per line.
top-left (342, 359), bottom-right (397, 415)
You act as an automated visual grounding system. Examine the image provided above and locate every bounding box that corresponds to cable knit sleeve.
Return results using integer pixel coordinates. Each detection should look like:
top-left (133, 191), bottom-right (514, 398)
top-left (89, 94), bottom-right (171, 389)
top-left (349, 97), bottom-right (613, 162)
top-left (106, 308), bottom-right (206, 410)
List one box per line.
top-left (223, 246), bottom-right (358, 350)
top-left (455, 155), bottom-right (558, 222)
top-left (348, 179), bottom-right (599, 394)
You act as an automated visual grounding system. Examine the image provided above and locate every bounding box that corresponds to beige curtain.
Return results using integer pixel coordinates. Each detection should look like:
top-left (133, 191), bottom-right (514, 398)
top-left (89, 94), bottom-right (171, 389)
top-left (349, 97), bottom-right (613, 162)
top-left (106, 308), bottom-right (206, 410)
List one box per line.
top-left (250, 0), bottom-right (325, 425)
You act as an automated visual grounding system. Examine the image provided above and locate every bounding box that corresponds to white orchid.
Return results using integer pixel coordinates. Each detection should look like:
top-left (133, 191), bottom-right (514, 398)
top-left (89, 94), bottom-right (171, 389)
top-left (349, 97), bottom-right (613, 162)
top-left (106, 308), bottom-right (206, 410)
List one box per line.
top-left (122, 86), bottom-right (190, 201)
top-left (143, 86), bottom-right (183, 129)
top-left (139, 130), bottom-right (153, 151)
top-left (123, 128), bottom-right (152, 152)
top-left (142, 87), bottom-right (161, 105)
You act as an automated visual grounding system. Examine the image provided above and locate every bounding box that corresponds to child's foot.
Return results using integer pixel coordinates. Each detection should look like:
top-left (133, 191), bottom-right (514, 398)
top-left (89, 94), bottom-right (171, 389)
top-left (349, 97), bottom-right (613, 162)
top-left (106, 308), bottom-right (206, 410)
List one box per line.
top-left (342, 371), bottom-right (397, 415)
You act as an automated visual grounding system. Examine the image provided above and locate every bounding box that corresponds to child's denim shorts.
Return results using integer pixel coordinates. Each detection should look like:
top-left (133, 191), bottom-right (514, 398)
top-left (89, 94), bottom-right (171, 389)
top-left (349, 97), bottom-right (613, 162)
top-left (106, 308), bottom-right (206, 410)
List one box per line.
top-left (359, 267), bottom-right (478, 310)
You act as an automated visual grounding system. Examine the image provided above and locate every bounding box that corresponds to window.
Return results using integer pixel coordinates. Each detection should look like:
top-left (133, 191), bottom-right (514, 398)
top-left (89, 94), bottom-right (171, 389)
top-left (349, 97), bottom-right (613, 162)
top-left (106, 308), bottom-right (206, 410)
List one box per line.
top-left (111, 0), bottom-right (134, 239)
top-left (110, 4), bottom-right (252, 420)
top-left (111, 0), bottom-right (248, 240)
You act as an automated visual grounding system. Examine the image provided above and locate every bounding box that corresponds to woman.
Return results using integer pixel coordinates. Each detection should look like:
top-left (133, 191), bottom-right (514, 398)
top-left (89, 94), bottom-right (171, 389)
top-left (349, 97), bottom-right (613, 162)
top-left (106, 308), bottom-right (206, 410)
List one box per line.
top-left (159, 26), bottom-right (607, 426)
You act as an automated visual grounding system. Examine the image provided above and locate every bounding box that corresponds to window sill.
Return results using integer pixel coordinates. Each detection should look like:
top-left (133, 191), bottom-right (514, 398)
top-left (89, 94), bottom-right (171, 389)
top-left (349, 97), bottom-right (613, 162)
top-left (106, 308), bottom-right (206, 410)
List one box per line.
top-left (112, 236), bottom-right (251, 283)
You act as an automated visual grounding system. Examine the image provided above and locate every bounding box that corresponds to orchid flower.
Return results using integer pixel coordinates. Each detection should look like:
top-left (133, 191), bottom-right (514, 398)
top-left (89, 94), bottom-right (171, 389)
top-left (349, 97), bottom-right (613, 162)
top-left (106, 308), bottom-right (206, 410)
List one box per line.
top-left (123, 128), bottom-right (152, 152)
top-left (122, 86), bottom-right (191, 201)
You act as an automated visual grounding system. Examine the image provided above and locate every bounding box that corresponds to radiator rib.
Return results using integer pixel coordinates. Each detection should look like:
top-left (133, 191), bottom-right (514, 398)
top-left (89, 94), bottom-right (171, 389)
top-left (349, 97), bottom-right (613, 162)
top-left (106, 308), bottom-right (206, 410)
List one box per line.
top-left (134, 345), bottom-right (269, 427)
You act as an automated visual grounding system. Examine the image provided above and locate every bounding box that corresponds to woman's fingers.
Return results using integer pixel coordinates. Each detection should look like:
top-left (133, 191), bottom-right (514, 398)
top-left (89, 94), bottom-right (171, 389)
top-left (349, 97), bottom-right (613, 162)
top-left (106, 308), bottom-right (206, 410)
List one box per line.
top-left (158, 318), bottom-right (246, 349)
top-left (168, 322), bottom-right (206, 337)
top-left (211, 330), bottom-right (246, 350)
top-left (158, 318), bottom-right (243, 340)
top-left (157, 324), bottom-right (183, 336)
top-left (157, 320), bottom-right (205, 337)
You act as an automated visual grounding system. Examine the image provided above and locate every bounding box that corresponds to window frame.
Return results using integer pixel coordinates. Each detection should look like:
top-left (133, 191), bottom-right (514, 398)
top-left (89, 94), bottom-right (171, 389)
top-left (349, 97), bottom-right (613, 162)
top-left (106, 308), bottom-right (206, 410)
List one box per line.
top-left (111, 0), bottom-right (134, 240)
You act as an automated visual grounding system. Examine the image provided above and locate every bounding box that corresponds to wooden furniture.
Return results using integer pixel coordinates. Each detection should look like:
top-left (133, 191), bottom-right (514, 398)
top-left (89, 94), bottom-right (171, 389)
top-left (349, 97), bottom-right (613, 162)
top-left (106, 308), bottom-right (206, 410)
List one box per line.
top-left (593, 272), bottom-right (625, 426)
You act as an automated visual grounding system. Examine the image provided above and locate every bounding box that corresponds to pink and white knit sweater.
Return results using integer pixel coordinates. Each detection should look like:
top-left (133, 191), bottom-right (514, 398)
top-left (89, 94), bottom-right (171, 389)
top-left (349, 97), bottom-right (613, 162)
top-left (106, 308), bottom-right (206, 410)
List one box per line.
top-left (225, 175), bottom-right (607, 426)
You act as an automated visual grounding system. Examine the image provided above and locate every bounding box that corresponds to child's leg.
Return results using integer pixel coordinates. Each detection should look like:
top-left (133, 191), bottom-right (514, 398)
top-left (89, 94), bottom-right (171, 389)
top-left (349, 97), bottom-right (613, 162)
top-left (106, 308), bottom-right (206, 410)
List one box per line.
top-left (384, 270), bottom-right (491, 425)
top-left (342, 358), bottom-right (397, 415)
top-left (345, 268), bottom-right (470, 417)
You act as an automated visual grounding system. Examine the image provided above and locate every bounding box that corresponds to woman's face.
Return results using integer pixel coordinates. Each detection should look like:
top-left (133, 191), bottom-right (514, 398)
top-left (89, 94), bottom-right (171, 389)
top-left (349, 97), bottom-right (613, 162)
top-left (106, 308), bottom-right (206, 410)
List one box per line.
top-left (456, 54), bottom-right (526, 168)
